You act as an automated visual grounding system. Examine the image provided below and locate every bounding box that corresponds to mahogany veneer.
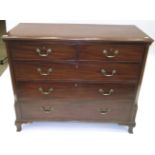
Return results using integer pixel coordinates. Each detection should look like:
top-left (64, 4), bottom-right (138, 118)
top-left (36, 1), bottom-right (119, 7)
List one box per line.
top-left (3, 23), bottom-right (153, 133)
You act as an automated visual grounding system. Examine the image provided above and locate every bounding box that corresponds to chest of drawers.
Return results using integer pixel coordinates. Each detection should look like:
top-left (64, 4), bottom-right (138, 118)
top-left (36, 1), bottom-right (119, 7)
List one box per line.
top-left (3, 23), bottom-right (153, 133)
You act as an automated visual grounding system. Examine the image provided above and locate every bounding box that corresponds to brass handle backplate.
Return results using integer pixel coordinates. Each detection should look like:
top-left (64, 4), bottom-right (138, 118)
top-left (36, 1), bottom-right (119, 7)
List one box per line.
top-left (38, 87), bottom-right (54, 95)
top-left (100, 108), bottom-right (111, 115)
top-left (41, 106), bottom-right (54, 113)
top-left (98, 89), bottom-right (114, 96)
top-left (37, 68), bottom-right (52, 76)
top-left (101, 69), bottom-right (116, 77)
top-left (36, 47), bottom-right (52, 57)
top-left (102, 49), bottom-right (119, 58)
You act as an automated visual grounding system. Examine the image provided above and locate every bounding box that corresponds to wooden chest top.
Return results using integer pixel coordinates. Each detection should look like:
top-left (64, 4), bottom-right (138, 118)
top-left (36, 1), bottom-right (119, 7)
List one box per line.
top-left (3, 23), bottom-right (153, 43)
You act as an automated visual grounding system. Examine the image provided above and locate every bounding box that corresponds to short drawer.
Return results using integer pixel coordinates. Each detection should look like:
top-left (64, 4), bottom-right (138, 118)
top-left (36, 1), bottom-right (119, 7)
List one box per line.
top-left (79, 44), bottom-right (144, 62)
top-left (21, 102), bottom-right (132, 122)
top-left (16, 82), bottom-right (136, 101)
top-left (9, 41), bottom-right (76, 60)
top-left (13, 62), bottom-right (141, 82)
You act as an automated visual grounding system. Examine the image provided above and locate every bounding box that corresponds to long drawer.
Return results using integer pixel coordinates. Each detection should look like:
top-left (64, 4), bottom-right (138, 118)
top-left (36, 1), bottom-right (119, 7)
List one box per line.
top-left (16, 82), bottom-right (136, 101)
top-left (9, 41), bottom-right (76, 60)
top-left (21, 102), bottom-right (132, 122)
top-left (13, 62), bottom-right (141, 82)
top-left (79, 43), bottom-right (145, 62)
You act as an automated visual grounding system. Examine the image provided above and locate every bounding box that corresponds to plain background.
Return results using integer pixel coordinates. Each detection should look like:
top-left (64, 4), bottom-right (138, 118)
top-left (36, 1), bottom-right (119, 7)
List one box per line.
top-left (0, 1), bottom-right (155, 155)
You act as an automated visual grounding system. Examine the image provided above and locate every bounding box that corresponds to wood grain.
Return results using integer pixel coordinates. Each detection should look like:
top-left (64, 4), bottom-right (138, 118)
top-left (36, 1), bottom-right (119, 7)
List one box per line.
top-left (16, 81), bottom-right (137, 101)
top-left (3, 23), bottom-right (153, 43)
top-left (9, 41), bottom-right (77, 60)
top-left (79, 43), bottom-right (145, 62)
top-left (13, 61), bottom-right (141, 82)
top-left (21, 101), bottom-right (132, 122)
top-left (3, 23), bottom-right (153, 132)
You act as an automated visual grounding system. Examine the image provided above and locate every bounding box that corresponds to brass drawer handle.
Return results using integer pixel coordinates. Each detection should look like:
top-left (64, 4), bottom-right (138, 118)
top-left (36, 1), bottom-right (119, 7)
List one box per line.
top-left (98, 89), bottom-right (114, 96)
top-left (37, 68), bottom-right (52, 76)
top-left (38, 87), bottom-right (54, 95)
top-left (41, 106), bottom-right (54, 113)
top-left (102, 49), bottom-right (119, 58)
top-left (101, 69), bottom-right (116, 77)
top-left (36, 47), bottom-right (52, 57)
top-left (100, 108), bottom-right (111, 115)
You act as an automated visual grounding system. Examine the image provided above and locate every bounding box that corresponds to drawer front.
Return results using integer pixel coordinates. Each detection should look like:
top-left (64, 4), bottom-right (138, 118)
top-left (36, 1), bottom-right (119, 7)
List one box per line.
top-left (13, 62), bottom-right (140, 82)
top-left (79, 44), bottom-right (144, 62)
top-left (16, 82), bottom-right (136, 101)
top-left (21, 102), bottom-right (132, 122)
top-left (9, 41), bottom-right (76, 60)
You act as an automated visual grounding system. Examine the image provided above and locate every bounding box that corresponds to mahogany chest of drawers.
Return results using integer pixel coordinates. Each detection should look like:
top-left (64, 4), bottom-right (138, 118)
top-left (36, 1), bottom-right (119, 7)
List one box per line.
top-left (3, 23), bottom-right (153, 133)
